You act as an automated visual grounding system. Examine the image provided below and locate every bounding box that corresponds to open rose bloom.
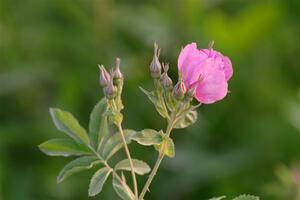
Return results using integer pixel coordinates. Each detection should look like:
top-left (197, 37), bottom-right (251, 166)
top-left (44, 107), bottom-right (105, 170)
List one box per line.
top-left (178, 43), bottom-right (233, 104)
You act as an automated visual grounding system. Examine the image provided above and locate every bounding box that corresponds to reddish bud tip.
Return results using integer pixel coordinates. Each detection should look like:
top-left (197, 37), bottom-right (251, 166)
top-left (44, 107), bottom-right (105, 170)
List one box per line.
top-left (160, 63), bottom-right (173, 90)
top-left (150, 43), bottom-right (162, 78)
top-left (98, 65), bottom-right (111, 87)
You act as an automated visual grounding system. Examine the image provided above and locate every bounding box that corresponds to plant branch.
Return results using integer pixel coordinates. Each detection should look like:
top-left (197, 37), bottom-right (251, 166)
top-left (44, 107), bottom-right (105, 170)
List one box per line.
top-left (138, 111), bottom-right (176, 200)
top-left (89, 148), bottom-right (120, 181)
top-left (117, 123), bottom-right (139, 199)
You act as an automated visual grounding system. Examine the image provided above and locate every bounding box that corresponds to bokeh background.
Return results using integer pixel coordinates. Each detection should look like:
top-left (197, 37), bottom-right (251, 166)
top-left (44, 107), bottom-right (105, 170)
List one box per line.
top-left (1, 0), bottom-right (300, 199)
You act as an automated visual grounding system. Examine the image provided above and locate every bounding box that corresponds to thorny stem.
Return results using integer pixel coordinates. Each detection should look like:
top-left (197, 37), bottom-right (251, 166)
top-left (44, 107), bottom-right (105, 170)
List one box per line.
top-left (117, 123), bottom-right (139, 199)
top-left (138, 111), bottom-right (177, 200)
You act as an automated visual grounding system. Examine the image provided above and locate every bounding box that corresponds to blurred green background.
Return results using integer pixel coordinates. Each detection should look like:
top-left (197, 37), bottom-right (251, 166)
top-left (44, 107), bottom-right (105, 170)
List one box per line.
top-left (1, 0), bottom-right (300, 199)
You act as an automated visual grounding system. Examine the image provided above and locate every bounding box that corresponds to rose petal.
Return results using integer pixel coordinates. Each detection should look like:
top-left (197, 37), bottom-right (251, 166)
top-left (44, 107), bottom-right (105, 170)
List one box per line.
top-left (178, 43), bottom-right (207, 88)
top-left (177, 43), bottom-right (232, 104)
top-left (222, 56), bottom-right (233, 81)
top-left (194, 59), bottom-right (228, 104)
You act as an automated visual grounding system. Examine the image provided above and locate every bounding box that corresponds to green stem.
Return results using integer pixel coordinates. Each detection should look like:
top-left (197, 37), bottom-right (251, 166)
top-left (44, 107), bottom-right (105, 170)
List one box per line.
top-left (117, 123), bottom-right (139, 200)
top-left (138, 112), bottom-right (176, 200)
top-left (89, 147), bottom-right (123, 185)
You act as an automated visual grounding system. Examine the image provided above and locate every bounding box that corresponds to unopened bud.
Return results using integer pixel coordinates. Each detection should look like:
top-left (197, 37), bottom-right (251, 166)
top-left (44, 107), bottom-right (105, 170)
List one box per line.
top-left (187, 75), bottom-right (203, 97)
top-left (98, 65), bottom-right (111, 87)
top-left (160, 64), bottom-right (172, 90)
top-left (104, 79), bottom-right (117, 99)
top-left (173, 79), bottom-right (186, 100)
top-left (150, 43), bottom-right (162, 78)
top-left (160, 73), bottom-right (173, 90)
top-left (113, 57), bottom-right (123, 80)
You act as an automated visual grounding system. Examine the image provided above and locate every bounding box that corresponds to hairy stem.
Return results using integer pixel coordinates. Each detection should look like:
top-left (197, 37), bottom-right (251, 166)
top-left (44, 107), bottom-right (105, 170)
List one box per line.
top-left (117, 123), bottom-right (139, 199)
top-left (138, 112), bottom-right (176, 200)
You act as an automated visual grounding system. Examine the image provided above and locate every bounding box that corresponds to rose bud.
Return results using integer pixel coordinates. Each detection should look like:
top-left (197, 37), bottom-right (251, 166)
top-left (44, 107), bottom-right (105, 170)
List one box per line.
top-left (98, 64), bottom-right (111, 87)
top-left (150, 43), bottom-right (162, 78)
top-left (187, 75), bottom-right (203, 97)
top-left (113, 57), bottom-right (123, 80)
top-left (173, 79), bottom-right (186, 100)
top-left (104, 78), bottom-right (117, 99)
top-left (160, 63), bottom-right (173, 90)
top-left (178, 42), bottom-right (233, 104)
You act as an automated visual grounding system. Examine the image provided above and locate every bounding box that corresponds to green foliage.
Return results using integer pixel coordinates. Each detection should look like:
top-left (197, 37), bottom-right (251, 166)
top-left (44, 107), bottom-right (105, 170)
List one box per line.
top-left (38, 138), bottom-right (91, 157)
top-left (163, 137), bottom-right (175, 158)
top-left (264, 164), bottom-right (300, 200)
top-left (155, 137), bottom-right (175, 158)
top-left (88, 167), bottom-right (112, 196)
top-left (139, 86), bottom-right (169, 119)
top-left (57, 156), bottom-right (100, 183)
top-left (3, 0), bottom-right (300, 199)
top-left (101, 129), bottom-right (136, 160)
top-left (115, 159), bottom-right (151, 175)
top-left (131, 129), bottom-right (163, 146)
top-left (209, 195), bottom-right (259, 200)
top-left (89, 98), bottom-right (108, 150)
top-left (113, 174), bottom-right (135, 200)
top-left (174, 110), bottom-right (198, 129)
top-left (50, 108), bottom-right (90, 145)
top-left (41, 98), bottom-right (154, 199)
top-left (232, 194), bottom-right (259, 200)
top-left (208, 196), bottom-right (226, 200)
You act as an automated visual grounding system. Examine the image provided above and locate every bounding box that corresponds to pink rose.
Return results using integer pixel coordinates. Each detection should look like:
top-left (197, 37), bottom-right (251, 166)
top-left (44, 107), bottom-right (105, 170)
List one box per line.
top-left (178, 43), bottom-right (233, 104)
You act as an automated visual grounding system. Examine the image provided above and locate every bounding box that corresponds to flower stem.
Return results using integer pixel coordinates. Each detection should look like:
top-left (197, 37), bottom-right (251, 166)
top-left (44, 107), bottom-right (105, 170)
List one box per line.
top-left (117, 123), bottom-right (139, 199)
top-left (138, 112), bottom-right (176, 200)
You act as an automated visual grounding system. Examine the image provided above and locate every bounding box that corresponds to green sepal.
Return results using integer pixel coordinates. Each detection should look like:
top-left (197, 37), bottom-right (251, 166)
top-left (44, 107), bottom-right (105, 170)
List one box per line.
top-left (104, 109), bottom-right (123, 125)
top-left (164, 90), bottom-right (177, 112)
top-left (115, 79), bottom-right (124, 111)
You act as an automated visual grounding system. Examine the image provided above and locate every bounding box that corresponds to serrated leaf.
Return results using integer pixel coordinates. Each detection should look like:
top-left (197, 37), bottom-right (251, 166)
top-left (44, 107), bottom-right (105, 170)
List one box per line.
top-left (132, 129), bottom-right (163, 146)
top-left (209, 196), bottom-right (226, 200)
top-left (89, 98), bottom-right (109, 150)
top-left (112, 174), bottom-right (135, 200)
top-left (155, 137), bottom-right (175, 158)
top-left (115, 159), bottom-right (151, 175)
top-left (39, 138), bottom-right (91, 157)
top-left (88, 167), bottom-right (111, 196)
top-left (50, 108), bottom-right (89, 145)
top-left (174, 110), bottom-right (198, 129)
top-left (139, 86), bottom-right (168, 118)
top-left (57, 156), bottom-right (101, 183)
top-left (232, 194), bottom-right (259, 200)
top-left (101, 130), bottom-right (137, 160)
